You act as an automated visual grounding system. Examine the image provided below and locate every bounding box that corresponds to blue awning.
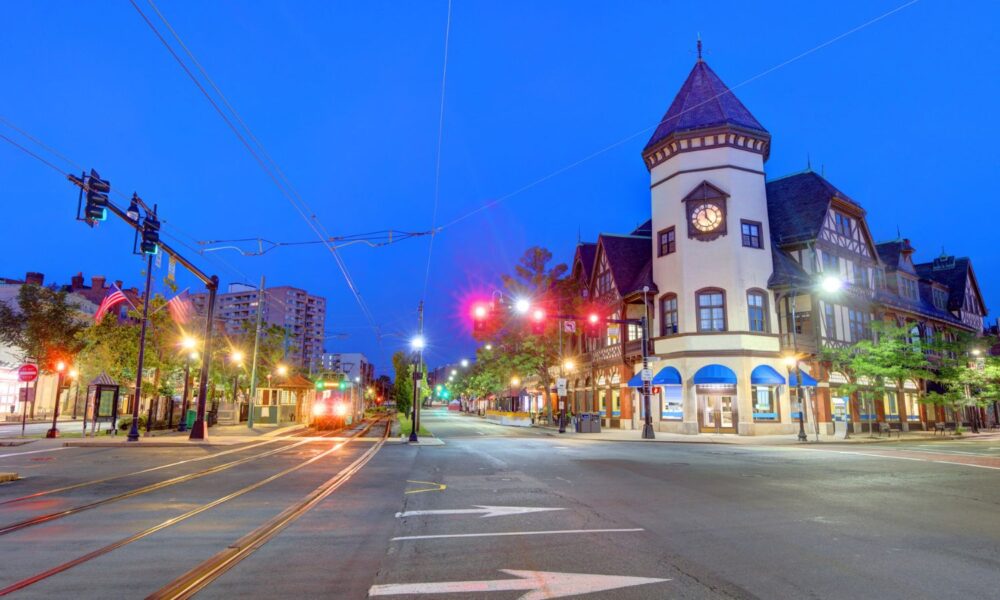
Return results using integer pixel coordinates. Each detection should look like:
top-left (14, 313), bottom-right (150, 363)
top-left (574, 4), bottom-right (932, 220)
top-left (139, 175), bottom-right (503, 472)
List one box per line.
top-left (626, 373), bottom-right (644, 388)
top-left (788, 369), bottom-right (818, 387)
top-left (751, 365), bottom-right (786, 385)
top-left (692, 364), bottom-right (737, 385)
top-left (653, 366), bottom-right (682, 385)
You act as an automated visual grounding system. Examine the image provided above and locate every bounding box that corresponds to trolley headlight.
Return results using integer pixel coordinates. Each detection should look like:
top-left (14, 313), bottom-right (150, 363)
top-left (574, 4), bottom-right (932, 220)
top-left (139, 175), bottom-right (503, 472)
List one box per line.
top-left (312, 403), bottom-right (326, 416)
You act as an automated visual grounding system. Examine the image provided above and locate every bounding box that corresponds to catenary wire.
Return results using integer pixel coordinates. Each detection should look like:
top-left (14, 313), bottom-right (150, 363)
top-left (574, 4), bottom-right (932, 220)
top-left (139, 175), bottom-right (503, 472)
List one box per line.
top-left (420, 0), bottom-right (454, 306)
top-left (128, 0), bottom-right (383, 344)
top-left (435, 0), bottom-right (922, 231)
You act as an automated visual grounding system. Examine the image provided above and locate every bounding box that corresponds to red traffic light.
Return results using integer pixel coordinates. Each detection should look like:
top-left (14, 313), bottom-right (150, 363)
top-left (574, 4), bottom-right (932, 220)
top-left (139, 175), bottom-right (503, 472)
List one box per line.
top-left (587, 313), bottom-right (600, 325)
top-left (473, 304), bottom-right (488, 319)
top-left (531, 308), bottom-right (545, 322)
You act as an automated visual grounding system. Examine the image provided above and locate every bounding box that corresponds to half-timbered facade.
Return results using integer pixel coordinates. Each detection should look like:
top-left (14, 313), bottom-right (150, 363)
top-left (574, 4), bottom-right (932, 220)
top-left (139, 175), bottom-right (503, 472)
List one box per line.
top-left (557, 52), bottom-right (990, 436)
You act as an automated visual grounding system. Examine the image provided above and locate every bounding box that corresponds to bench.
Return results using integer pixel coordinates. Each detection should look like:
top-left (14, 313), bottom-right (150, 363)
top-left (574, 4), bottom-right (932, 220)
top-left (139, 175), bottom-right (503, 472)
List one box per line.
top-left (933, 422), bottom-right (947, 435)
top-left (878, 422), bottom-right (900, 438)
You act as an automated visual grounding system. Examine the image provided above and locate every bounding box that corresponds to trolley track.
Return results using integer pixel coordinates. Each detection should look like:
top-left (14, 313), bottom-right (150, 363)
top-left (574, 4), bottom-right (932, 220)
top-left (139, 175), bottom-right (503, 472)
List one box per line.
top-left (0, 418), bottom-right (386, 597)
top-left (148, 418), bottom-right (391, 600)
top-left (0, 428), bottom-right (313, 507)
top-left (0, 426), bottom-right (349, 537)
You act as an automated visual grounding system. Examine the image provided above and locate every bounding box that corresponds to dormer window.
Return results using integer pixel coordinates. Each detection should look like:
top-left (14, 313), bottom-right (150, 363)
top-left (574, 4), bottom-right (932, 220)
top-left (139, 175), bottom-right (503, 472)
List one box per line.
top-left (834, 212), bottom-right (853, 236)
top-left (932, 288), bottom-right (948, 311)
top-left (899, 276), bottom-right (918, 301)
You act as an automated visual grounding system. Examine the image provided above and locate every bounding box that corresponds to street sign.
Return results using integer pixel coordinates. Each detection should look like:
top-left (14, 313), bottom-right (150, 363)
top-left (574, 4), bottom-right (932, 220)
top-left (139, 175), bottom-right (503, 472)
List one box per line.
top-left (17, 364), bottom-right (38, 383)
top-left (556, 378), bottom-right (567, 396)
top-left (640, 368), bottom-right (653, 382)
top-left (369, 570), bottom-right (669, 598)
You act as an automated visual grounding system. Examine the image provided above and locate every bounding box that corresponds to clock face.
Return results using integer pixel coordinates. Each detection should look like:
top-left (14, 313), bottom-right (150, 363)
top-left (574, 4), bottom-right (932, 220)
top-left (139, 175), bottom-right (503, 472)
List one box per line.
top-left (691, 203), bottom-right (723, 232)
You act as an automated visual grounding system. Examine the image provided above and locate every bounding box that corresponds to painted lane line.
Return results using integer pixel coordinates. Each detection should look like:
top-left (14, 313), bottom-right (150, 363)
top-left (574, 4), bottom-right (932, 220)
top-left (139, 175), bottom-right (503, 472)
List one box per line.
top-left (395, 506), bottom-right (564, 519)
top-left (369, 569), bottom-right (668, 598)
top-left (808, 449), bottom-right (1000, 471)
top-left (404, 480), bottom-right (447, 495)
top-left (0, 447), bottom-right (70, 459)
top-left (392, 528), bottom-right (644, 541)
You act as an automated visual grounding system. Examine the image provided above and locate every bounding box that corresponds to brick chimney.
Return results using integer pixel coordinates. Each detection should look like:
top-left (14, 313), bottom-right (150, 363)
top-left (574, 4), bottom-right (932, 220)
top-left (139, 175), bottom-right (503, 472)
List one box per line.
top-left (70, 272), bottom-right (84, 290)
top-left (115, 280), bottom-right (123, 289)
top-left (24, 272), bottom-right (44, 286)
top-left (91, 275), bottom-right (106, 291)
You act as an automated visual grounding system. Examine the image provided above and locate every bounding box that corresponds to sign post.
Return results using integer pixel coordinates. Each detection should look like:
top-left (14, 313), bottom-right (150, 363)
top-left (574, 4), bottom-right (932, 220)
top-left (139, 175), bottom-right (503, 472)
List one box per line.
top-left (18, 364), bottom-right (38, 437)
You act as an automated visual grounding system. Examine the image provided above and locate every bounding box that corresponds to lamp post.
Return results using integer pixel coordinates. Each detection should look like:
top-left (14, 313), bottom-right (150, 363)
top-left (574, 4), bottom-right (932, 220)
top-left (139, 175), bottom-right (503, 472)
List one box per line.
top-left (410, 335), bottom-right (425, 442)
top-left (46, 360), bottom-right (68, 438)
top-left (781, 275), bottom-right (843, 443)
top-left (178, 350), bottom-right (198, 432)
top-left (69, 368), bottom-right (80, 420)
top-left (231, 350), bottom-right (244, 418)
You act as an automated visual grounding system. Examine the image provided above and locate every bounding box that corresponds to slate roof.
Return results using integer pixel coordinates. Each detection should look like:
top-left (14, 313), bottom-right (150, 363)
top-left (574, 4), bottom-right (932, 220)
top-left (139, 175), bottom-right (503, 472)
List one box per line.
top-left (873, 289), bottom-right (964, 327)
top-left (644, 59), bottom-right (768, 153)
top-left (915, 256), bottom-right (977, 313)
top-left (767, 247), bottom-right (811, 289)
top-left (598, 234), bottom-right (652, 297)
top-left (622, 258), bottom-right (658, 297)
top-left (630, 219), bottom-right (653, 237)
top-left (876, 241), bottom-right (903, 270)
top-left (574, 242), bottom-right (597, 282)
top-left (765, 171), bottom-right (860, 246)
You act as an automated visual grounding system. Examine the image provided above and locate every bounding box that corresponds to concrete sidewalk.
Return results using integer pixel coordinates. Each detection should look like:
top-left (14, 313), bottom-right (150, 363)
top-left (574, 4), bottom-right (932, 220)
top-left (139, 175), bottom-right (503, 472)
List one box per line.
top-left (533, 422), bottom-right (1000, 445)
top-left (62, 422), bottom-right (308, 447)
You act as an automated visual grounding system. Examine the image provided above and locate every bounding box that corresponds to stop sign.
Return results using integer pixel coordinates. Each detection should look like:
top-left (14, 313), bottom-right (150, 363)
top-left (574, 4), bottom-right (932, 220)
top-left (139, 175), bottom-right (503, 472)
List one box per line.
top-left (17, 364), bottom-right (38, 383)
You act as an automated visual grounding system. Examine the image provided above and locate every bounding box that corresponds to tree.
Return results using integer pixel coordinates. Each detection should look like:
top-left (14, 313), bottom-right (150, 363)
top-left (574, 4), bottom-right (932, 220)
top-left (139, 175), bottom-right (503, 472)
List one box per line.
top-left (392, 350), bottom-right (413, 417)
top-left (823, 321), bottom-right (933, 436)
top-left (923, 333), bottom-right (998, 432)
top-left (0, 284), bottom-right (88, 417)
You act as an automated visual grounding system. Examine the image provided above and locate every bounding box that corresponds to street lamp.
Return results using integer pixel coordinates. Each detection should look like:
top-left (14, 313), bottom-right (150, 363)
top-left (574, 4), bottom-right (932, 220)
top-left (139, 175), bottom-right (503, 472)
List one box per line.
top-left (230, 349), bottom-right (245, 413)
top-left (276, 364), bottom-right (289, 377)
top-left (484, 344), bottom-right (493, 351)
top-left (409, 335), bottom-right (425, 443)
top-left (460, 359), bottom-right (469, 368)
top-left (783, 354), bottom-right (807, 442)
top-left (513, 298), bottom-right (531, 315)
top-left (563, 360), bottom-right (575, 372)
top-left (46, 360), bottom-right (68, 438)
top-left (511, 376), bottom-right (520, 387)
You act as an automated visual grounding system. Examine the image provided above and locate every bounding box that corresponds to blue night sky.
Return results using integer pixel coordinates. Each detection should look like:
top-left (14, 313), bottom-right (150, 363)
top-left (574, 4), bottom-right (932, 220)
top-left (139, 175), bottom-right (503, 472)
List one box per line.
top-left (1, 1), bottom-right (997, 373)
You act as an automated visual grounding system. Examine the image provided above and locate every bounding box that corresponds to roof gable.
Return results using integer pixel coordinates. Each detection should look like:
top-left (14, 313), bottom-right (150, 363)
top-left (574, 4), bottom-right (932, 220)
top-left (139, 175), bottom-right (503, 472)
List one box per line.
top-left (594, 234), bottom-right (651, 298)
top-left (766, 171), bottom-right (861, 247)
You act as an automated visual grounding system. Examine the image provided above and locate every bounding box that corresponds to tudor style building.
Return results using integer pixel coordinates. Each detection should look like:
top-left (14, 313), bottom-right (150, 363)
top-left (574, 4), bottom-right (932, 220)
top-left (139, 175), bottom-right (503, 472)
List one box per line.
top-left (566, 52), bottom-right (989, 435)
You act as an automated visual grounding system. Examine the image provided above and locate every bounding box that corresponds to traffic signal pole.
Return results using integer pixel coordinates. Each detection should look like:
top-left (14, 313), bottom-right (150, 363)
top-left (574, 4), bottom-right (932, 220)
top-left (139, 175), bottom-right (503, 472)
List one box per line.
top-left (69, 173), bottom-right (220, 442)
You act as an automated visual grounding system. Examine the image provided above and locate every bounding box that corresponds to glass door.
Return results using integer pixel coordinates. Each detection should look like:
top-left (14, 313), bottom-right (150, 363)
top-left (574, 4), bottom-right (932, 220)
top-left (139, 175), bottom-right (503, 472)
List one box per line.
top-left (720, 396), bottom-right (734, 429)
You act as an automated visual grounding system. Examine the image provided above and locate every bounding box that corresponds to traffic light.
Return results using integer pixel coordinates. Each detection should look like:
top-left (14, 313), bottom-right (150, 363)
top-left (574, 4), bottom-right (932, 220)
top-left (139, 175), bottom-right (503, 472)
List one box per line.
top-left (84, 169), bottom-right (110, 222)
top-left (315, 380), bottom-right (326, 391)
top-left (472, 303), bottom-right (489, 333)
top-left (531, 308), bottom-right (546, 335)
top-left (140, 212), bottom-right (160, 255)
top-left (586, 312), bottom-right (602, 336)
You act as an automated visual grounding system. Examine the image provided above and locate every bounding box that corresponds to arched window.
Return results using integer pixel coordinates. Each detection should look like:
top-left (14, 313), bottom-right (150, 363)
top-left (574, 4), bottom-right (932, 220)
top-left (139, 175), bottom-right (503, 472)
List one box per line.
top-left (909, 324), bottom-right (922, 350)
top-left (696, 288), bottom-right (726, 332)
top-left (659, 293), bottom-right (678, 336)
top-left (747, 289), bottom-right (768, 333)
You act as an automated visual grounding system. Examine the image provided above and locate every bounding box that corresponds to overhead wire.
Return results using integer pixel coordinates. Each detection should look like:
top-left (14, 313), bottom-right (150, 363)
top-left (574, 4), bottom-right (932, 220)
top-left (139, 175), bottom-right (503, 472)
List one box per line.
top-left (420, 0), bottom-right (454, 306)
top-left (435, 0), bottom-right (922, 231)
top-left (130, 0), bottom-right (384, 344)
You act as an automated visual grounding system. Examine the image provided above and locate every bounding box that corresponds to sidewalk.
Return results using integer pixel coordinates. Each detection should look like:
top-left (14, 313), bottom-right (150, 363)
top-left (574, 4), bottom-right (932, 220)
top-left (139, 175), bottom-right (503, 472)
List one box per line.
top-left (533, 422), bottom-right (1000, 445)
top-left (62, 422), bottom-right (307, 447)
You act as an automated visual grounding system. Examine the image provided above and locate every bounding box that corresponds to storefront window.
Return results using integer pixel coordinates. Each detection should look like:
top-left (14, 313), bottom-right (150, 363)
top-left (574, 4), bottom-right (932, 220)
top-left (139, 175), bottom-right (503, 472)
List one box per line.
top-left (611, 388), bottom-right (621, 417)
top-left (750, 385), bottom-right (778, 421)
top-left (883, 393), bottom-right (899, 420)
top-left (598, 389), bottom-right (606, 416)
top-left (903, 392), bottom-right (920, 421)
top-left (831, 394), bottom-right (850, 422)
top-left (661, 386), bottom-right (682, 420)
top-left (859, 391), bottom-right (876, 422)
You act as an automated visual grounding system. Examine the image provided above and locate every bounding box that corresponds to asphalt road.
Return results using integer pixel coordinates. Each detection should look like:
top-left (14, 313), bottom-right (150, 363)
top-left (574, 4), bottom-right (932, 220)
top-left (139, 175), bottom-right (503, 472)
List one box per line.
top-left (0, 419), bottom-right (84, 438)
top-left (0, 410), bottom-right (997, 599)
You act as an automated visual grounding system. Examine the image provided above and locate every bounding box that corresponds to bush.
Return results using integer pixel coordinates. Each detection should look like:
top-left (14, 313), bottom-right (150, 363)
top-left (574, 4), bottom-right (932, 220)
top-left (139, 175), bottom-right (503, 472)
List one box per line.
top-left (118, 416), bottom-right (147, 431)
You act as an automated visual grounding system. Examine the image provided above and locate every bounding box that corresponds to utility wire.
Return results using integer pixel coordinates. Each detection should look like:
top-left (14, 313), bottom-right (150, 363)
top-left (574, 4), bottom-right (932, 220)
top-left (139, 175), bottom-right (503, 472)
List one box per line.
top-left (436, 0), bottom-right (922, 231)
top-left (130, 0), bottom-right (383, 344)
top-left (420, 0), bottom-right (454, 305)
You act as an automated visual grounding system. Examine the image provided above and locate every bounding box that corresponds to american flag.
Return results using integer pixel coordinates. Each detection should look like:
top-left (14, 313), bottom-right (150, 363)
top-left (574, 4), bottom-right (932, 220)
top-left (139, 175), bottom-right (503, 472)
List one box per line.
top-left (167, 291), bottom-right (195, 325)
top-left (94, 286), bottom-right (128, 324)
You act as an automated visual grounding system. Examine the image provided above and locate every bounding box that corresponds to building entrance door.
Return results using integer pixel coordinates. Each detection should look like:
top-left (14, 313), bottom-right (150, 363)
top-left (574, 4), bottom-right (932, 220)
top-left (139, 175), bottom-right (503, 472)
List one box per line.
top-left (700, 394), bottom-right (736, 433)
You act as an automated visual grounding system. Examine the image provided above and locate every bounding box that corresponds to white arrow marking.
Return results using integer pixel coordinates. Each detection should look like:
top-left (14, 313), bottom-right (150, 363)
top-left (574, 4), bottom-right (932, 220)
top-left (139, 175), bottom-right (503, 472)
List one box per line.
top-left (395, 505), bottom-right (564, 519)
top-left (368, 569), bottom-right (669, 599)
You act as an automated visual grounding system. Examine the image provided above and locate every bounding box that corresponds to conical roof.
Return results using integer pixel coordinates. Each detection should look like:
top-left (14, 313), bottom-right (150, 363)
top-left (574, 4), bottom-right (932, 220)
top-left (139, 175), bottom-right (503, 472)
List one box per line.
top-left (644, 59), bottom-right (767, 154)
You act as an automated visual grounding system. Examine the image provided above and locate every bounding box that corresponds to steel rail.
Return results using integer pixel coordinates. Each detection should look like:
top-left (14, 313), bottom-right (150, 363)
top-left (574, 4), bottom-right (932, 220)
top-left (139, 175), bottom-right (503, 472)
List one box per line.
top-left (0, 419), bottom-right (381, 597)
top-left (0, 428), bottom-right (312, 506)
top-left (0, 428), bottom-right (343, 537)
top-left (147, 419), bottom-right (391, 599)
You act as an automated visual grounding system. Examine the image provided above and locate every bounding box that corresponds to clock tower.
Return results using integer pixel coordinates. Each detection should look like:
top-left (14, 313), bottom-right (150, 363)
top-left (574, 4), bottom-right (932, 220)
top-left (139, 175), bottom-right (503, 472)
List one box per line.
top-left (643, 52), bottom-right (782, 435)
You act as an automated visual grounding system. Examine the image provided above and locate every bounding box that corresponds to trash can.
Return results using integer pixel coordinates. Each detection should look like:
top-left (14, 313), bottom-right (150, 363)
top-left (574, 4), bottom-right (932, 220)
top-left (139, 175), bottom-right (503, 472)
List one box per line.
top-left (185, 409), bottom-right (196, 430)
top-left (590, 412), bottom-right (601, 433)
top-left (577, 413), bottom-right (588, 433)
